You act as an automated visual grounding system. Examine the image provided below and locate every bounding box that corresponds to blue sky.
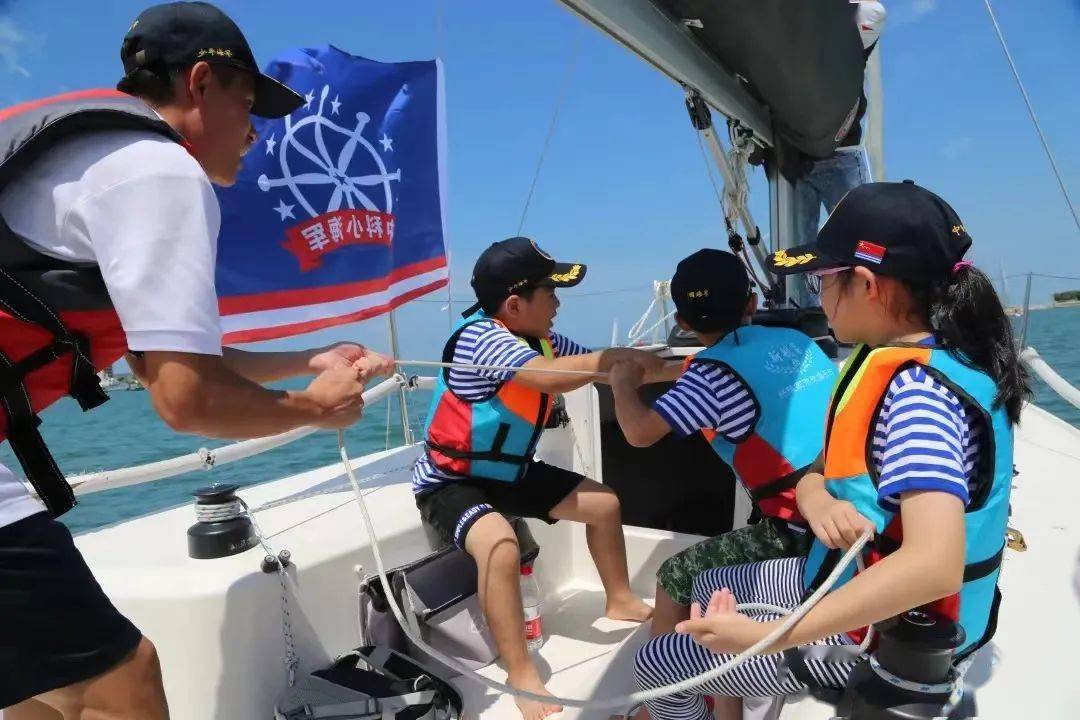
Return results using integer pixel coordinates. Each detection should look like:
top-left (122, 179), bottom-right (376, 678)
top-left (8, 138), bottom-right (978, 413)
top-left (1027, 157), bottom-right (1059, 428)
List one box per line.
top-left (1, 0), bottom-right (1078, 360)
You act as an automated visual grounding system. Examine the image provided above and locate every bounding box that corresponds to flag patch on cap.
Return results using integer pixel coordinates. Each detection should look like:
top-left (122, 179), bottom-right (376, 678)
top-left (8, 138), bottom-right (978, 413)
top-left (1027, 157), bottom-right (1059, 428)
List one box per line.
top-left (854, 240), bottom-right (886, 265)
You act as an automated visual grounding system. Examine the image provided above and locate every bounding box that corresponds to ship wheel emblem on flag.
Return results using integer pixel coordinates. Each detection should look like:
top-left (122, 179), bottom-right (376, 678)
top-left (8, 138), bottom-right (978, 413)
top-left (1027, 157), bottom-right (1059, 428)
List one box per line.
top-left (259, 84), bottom-right (402, 270)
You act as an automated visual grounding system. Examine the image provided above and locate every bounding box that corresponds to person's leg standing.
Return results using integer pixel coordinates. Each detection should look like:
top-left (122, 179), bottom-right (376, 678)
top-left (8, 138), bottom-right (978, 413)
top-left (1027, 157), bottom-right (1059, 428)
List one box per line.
top-left (1, 513), bottom-right (168, 720)
top-left (791, 169), bottom-right (825, 308)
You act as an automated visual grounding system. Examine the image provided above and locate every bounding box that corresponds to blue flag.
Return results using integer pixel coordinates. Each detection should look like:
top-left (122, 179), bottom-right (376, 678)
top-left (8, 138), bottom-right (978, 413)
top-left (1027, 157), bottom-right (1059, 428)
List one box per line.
top-left (215, 46), bottom-right (447, 342)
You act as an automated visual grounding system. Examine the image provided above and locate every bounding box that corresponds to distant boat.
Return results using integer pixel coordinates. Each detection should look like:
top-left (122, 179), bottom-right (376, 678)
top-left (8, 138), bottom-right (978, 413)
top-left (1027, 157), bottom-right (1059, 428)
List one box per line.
top-left (97, 367), bottom-right (123, 392)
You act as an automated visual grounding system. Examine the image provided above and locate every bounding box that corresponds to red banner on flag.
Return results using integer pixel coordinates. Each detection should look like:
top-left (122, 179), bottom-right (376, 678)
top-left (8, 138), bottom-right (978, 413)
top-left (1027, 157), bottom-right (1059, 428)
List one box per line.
top-left (282, 209), bottom-right (395, 271)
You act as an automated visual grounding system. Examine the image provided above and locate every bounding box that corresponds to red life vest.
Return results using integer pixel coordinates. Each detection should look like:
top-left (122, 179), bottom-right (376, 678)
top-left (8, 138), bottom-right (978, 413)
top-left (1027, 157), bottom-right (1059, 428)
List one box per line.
top-left (0, 90), bottom-right (184, 516)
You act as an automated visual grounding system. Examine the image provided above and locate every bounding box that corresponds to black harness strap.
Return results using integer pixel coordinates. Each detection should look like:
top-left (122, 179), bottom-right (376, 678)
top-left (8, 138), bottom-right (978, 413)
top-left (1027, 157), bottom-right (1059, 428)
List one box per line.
top-left (748, 464), bottom-right (810, 501)
top-left (0, 266), bottom-right (107, 516)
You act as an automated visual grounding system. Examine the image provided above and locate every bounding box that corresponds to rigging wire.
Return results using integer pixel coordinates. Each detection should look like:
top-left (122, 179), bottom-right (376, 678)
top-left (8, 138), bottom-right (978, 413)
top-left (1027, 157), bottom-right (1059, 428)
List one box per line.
top-left (983, 0), bottom-right (1080, 236)
top-left (516, 24), bottom-right (586, 235)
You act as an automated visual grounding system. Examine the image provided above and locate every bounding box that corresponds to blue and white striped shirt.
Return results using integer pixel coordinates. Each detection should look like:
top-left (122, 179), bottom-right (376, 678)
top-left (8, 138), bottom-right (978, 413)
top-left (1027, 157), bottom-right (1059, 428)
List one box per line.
top-left (413, 320), bottom-right (590, 492)
top-left (651, 360), bottom-right (757, 441)
top-left (871, 365), bottom-right (984, 510)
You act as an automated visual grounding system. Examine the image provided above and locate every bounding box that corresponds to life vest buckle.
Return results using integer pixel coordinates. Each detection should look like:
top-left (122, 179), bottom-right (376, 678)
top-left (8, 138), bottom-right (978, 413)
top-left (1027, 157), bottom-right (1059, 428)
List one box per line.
top-left (1005, 527), bottom-right (1027, 552)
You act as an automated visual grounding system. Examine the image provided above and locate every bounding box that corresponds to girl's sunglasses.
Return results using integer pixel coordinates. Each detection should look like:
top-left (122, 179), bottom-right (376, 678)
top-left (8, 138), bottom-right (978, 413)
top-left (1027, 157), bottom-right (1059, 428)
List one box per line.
top-left (805, 266), bottom-right (852, 295)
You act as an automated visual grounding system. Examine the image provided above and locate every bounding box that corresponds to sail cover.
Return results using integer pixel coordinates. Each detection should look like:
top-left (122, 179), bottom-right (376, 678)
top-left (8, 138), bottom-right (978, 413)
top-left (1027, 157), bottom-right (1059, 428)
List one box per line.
top-left (656, 0), bottom-right (865, 158)
top-left (214, 46), bottom-right (448, 343)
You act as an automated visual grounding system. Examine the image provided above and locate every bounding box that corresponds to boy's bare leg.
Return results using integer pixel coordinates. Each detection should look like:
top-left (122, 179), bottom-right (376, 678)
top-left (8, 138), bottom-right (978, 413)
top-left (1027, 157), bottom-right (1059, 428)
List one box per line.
top-left (650, 583), bottom-right (691, 637)
top-left (465, 512), bottom-right (562, 720)
top-left (548, 479), bottom-right (652, 621)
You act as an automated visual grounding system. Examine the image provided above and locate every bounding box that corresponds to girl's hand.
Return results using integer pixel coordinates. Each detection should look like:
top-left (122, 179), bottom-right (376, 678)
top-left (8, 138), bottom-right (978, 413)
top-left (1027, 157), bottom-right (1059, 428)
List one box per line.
top-left (805, 495), bottom-right (875, 550)
top-left (674, 589), bottom-right (768, 655)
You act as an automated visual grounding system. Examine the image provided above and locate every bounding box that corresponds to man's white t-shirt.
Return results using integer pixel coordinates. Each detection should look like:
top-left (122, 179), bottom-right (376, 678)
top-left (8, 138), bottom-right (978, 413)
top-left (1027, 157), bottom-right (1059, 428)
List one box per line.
top-left (0, 128), bottom-right (223, 527)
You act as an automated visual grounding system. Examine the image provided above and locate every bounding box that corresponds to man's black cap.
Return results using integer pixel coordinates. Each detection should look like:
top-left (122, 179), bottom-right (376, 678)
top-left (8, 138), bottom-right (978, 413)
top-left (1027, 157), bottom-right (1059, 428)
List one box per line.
top-left (470, 237), bottom-right (586, 313)
top-left (766, 181), bottom-right (972, 281)
top-left (671, 249), bottom-right (751, 332)
top-left (120, 2), bottom-right (303, 118)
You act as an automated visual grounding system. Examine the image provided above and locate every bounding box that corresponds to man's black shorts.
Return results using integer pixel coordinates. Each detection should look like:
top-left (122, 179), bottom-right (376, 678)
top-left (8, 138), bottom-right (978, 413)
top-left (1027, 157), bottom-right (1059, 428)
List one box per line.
top-left (415, 460), bottom-right (585, 549)
top-left (0, 512), bottom-right (142, 708)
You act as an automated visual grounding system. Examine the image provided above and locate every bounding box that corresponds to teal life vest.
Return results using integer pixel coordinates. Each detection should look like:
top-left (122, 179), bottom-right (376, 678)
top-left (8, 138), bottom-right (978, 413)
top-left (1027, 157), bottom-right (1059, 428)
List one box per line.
top-left (689, 325), bottom-right (836, 524)
top-left (802, 344), bottom-right (1012, 657)
top-left (423, 311), bottom-right (556, 483)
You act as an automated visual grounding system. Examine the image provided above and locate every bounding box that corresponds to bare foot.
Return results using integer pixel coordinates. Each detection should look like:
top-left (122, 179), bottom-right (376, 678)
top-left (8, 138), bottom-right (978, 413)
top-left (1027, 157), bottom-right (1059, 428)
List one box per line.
top-left (509, 669), bottom-right (563, 720)
top-left (606, 595), bottom-right (654, 622)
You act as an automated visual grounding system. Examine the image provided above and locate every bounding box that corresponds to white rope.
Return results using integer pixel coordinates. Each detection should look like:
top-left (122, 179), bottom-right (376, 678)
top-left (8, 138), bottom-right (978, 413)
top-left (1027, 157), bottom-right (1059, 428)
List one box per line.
top-left (67, 376), bottom-right (432, 496)
top-left (627, 294), bottom-right (660, 341)
top-left (339, 429), bottom-right (873, 710)
top-left (397, 359), bottom-right (609, 378)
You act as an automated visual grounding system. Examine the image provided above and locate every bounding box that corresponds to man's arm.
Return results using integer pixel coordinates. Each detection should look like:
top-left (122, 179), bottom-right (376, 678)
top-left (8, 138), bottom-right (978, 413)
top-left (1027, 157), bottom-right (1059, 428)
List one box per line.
top-left (221, 344), bottom-right (395, 384)
top-left (142, 351), bottom-right (366, 438)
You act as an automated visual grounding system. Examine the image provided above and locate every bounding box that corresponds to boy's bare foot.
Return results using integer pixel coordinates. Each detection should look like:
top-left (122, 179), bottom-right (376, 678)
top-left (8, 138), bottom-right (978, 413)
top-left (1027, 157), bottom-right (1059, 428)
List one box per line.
top-left (509, 668), bottom-right (563, 720)
top-left (606, 595), bottom-right (654, 622)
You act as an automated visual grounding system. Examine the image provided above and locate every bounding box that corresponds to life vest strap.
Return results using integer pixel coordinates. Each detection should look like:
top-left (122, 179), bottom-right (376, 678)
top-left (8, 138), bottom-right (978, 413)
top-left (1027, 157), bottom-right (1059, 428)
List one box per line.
top-left (425, 439), bottom-right (532, 466)
top-left (0, 267), bottom-right (108, 517)
top-left (872, 536), bottom-right (1004, 583)
top-left (0, 348), bottom-right (76, 516)
top-left (747, 464), bottom-right (808, 502)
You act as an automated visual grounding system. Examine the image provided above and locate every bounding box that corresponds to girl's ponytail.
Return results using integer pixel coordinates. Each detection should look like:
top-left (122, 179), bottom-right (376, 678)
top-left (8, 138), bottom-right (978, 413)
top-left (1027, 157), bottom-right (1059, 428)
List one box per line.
top-left (907, 264), bottom-right (1032, 424)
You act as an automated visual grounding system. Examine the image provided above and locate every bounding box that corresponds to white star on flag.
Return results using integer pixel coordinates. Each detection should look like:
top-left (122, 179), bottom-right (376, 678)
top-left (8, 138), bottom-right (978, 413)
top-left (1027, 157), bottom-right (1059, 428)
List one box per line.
top-left (303, 89), bottom-right (315, 110)
top-left (330, 94), bottom-right (342, 115)
top-left (265, 133), bottom-right (276, 155)
top-left (379, 134), bottom-right (393, 152)
top-left (274, 199), bottom-right (295, 221)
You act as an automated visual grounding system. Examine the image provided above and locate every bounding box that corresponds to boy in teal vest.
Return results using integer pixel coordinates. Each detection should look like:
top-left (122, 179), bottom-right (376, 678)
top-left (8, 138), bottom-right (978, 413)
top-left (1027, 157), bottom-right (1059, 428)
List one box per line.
top-left (414, 237), bottom-right (667, 720)
top-left (608, 249), bottom-right (836, 650)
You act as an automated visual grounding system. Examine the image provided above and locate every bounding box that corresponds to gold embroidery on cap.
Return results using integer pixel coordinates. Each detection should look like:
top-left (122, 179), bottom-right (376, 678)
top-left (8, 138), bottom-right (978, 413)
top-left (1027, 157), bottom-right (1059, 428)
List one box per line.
top-left (772, 249), bottom-right (816, 268)
top-left (197, 48), bottom-right (234, 58)
top-left (951, 225), bottom-right (966, 236)
top-left (549, 264), bottom-right (582, 283)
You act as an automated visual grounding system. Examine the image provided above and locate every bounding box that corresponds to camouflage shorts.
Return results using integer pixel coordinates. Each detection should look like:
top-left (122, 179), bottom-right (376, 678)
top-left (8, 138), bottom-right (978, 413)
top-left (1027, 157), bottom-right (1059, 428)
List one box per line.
top-left (656, 517), bottom-right (812, 606)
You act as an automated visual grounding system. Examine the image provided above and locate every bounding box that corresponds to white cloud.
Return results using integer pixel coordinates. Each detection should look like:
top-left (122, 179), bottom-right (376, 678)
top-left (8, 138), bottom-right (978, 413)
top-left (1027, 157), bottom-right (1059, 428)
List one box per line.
top-left (0, 17), bottom-right (42, 78)
top-left (892, 0), bottom-right (939, 26)
top-left (942, 136), bottom-right (975, 160)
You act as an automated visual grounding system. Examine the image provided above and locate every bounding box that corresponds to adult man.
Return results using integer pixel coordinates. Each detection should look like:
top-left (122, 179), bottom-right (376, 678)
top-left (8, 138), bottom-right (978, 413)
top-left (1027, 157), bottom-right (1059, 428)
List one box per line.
top-left (792, 0), bottom-right (886, 307)
top-left (0, 3), bottom-right (390, 718)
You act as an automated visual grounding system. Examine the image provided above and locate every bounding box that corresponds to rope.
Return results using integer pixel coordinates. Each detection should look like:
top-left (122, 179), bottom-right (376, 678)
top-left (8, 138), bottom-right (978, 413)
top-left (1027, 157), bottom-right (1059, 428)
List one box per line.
top-left (397, 358), bottom-right (611, 378)
top-left (983, 0), bottom-right (1080, 236)
top-left (338, 429), bottom-right (873, 711)
top-left (517, 24), bottom-right (585, 235)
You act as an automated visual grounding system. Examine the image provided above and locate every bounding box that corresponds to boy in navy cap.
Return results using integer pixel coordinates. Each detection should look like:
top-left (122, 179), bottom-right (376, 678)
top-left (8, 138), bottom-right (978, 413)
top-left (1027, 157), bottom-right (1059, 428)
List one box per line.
top-left (608, 249), bottom-right (836, 665)
top-left (415, 237), bottom-right (666, 720)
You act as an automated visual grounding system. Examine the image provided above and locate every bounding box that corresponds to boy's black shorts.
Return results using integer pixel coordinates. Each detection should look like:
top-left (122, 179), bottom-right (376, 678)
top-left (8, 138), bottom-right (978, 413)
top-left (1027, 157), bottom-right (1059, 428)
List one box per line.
top-left (415, 460), bottom-right (585, 549)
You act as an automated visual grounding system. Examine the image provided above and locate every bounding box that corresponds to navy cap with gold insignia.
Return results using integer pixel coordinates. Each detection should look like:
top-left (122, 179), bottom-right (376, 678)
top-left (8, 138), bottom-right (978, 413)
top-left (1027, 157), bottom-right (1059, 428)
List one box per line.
top-left (469, 237), bottom-right (586, 314)
top-left (120, 2), bottom-right (303, 118)
top-left (767, 181), bottom-right (972, 281)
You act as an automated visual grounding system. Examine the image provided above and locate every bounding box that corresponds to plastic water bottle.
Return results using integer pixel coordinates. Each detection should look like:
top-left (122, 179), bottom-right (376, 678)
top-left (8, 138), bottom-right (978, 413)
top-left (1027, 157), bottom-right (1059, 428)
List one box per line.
top-left (521, 563), bottom-right (544, 652)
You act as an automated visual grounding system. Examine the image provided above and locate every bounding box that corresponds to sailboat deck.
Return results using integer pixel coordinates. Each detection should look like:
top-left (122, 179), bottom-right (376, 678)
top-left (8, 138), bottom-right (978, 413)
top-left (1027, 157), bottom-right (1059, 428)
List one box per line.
top-left (38, 400), bottom-right (1079, 719)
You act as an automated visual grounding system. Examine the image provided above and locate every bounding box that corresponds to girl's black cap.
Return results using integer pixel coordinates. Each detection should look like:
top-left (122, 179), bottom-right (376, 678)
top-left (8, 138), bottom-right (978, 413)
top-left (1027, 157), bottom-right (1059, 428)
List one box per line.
top-left (767, 181), bottom-right (972, 280)
top-left (120, 2), bottom-right (303, 118)
top-left (670, 249), bottom-right (750, 330)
